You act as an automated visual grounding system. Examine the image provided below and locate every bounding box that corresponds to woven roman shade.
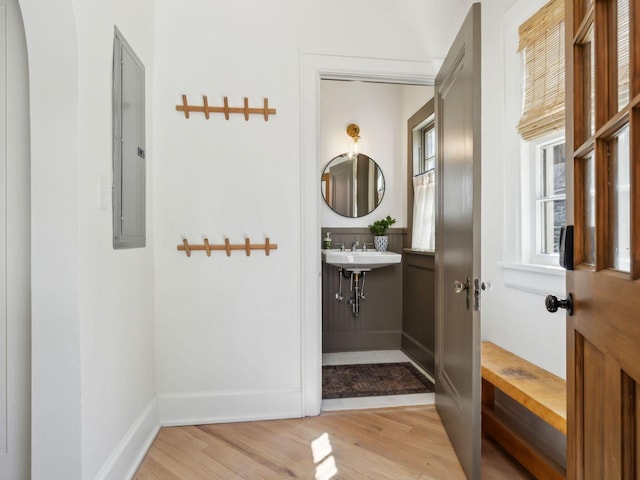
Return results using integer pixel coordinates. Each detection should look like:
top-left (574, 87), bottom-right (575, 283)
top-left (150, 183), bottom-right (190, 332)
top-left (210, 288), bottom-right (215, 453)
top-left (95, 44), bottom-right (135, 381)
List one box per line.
top-left (618, 0), bottom-right (630, 110)
top-left (517, 0), bottom-right (565, 141)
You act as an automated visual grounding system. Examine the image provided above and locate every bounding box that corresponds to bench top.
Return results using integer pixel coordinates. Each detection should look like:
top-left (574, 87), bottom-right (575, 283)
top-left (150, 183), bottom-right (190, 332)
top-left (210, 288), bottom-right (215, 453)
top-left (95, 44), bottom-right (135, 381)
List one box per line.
top-left (482, 341), bottom-right (567, 434)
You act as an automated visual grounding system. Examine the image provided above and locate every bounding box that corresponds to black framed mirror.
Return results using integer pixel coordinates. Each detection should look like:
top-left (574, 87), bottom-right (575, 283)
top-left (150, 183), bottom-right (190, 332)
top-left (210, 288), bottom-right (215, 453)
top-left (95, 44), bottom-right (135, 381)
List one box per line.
top-left (321, 153), bottom-right (385, 218)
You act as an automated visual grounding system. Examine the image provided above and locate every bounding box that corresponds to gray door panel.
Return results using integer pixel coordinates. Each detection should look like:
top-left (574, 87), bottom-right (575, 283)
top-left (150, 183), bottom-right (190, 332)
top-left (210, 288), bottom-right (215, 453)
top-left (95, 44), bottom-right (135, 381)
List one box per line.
top-left (434, 4), bottom-right (482, 479)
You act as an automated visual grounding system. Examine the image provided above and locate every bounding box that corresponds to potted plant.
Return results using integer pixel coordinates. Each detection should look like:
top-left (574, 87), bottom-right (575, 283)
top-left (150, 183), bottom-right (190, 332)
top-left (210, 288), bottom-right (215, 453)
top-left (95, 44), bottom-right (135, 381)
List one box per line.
top-left (368, 215), bottom-right (396, 251)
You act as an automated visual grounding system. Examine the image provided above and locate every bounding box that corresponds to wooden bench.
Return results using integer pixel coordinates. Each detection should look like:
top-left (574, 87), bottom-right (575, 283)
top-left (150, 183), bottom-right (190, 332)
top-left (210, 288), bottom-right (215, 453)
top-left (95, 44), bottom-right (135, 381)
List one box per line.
top-left (481, 341), bottom-right (567, 479)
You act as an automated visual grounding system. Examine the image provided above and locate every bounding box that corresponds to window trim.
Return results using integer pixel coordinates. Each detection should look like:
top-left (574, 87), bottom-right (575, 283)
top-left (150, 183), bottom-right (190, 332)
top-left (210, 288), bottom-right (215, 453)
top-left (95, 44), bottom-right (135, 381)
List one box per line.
top-left (420, 121), bottom-right (436, 174)
top-left (534, 137), bottom-right (566, 260)
top-left (523, 132), bottom-right (566, 266)
top-left (412, 112), bottom-right (435, 176)
top-left (407, 99), bottom-right (435, 250)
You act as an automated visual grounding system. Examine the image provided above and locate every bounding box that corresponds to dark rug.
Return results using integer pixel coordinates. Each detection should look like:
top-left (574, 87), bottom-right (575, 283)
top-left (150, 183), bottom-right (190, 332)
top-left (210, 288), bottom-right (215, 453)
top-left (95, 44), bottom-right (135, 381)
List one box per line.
top-left (322, 362), bottom-right (435, 399)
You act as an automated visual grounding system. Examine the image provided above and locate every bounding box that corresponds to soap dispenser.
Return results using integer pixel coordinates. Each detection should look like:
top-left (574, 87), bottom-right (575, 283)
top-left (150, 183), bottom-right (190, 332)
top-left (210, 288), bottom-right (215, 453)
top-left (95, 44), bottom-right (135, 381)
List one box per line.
top-left (323, 232), bottom-right (332, 250)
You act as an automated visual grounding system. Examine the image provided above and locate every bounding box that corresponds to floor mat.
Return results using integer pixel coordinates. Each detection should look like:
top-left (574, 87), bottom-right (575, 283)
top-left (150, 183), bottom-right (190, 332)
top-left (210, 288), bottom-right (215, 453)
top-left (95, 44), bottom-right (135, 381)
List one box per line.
top-left (322, 362), bottom-right (434, 399)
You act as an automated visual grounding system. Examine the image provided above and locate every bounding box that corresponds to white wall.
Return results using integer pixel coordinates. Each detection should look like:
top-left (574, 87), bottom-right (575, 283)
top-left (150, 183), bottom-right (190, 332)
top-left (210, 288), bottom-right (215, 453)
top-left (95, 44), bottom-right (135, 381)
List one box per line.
top-left (20, 0), bottom-right (83, 477)
top-left (153, 0), bottom-right (304, 424)
top-left (479, 0), bottom-right (568, 465)
top-left (154, 0), bottom-right (470, 424)
top-left (17, 1), bottom-right (474, 476)
top-left (21, 0), bottom-right (158, 478)
top-left (1, 0), bottom-right (31, 477)
top-left (302, 0), bottom-right (475, 62)
top-left (19, 0), bottom-right (553, 476)
top-left (74, 2), bottom-right (158, 478)
top-left (320, 80), bottom-right (433, 228)
top-left (481, 0), bottom-right (567, 379)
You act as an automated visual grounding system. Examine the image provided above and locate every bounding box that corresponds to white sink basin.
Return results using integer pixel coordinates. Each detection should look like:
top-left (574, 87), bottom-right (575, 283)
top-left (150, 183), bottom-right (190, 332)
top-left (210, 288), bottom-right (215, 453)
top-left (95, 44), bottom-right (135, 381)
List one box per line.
top-left (322, 250), bottom-right (401, 272)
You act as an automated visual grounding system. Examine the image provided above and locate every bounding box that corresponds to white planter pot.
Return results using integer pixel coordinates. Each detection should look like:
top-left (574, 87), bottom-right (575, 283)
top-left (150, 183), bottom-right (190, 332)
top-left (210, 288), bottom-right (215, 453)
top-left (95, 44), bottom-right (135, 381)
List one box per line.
top-left (373, 236), bottom-right (389, 252)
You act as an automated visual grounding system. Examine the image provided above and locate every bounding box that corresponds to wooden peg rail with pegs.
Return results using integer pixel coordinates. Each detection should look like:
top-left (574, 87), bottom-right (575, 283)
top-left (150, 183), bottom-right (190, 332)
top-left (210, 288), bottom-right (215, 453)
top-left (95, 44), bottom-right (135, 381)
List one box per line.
top-left (177, 237), bottom-right (278, 258)
top-left (176, 95), bottom-right (276, 121)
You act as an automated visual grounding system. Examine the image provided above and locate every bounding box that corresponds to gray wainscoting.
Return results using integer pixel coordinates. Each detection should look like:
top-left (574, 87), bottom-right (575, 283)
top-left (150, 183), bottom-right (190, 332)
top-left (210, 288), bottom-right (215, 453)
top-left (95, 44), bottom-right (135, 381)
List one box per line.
top-left (401, 251), bottom-right (435, 375)
top-left (321, 228), bottom-right (404, 353)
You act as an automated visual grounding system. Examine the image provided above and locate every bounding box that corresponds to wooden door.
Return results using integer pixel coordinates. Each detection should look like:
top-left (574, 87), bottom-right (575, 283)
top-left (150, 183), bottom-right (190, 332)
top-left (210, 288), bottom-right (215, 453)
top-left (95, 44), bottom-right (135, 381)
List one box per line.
top-left (434, 4), bottom-right (482, 479)
top-left (566, 0), bottom-right (640, 478)
top-left (0, 0), bottom-right (31, 477)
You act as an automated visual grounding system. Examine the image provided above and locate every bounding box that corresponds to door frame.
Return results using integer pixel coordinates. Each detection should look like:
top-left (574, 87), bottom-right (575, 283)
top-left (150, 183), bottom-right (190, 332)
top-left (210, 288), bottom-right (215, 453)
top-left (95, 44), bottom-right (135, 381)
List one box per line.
top-left (299, 53), bottom-right (438, 415)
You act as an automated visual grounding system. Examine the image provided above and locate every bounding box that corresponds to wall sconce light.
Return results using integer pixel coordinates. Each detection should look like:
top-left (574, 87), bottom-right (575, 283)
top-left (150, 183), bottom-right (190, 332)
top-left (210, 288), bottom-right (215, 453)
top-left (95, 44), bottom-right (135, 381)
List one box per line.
top-left (346, 123), bottom-right (360, 159)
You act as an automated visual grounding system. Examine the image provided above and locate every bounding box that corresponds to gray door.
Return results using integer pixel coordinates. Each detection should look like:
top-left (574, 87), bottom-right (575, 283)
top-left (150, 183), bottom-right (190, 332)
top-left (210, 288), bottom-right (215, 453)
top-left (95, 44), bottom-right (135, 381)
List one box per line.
top-left (434, 4), bottom-right (481, 480)
top-left (330, 160), bottom-right (353, 217)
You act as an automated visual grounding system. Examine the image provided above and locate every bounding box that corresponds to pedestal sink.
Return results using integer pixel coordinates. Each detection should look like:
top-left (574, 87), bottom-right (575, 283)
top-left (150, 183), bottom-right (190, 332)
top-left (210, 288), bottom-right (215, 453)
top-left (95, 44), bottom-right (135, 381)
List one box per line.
top-left (322, 249), bottom-right (401, 317)
top-left (322, 250), bottom-right (401, 273)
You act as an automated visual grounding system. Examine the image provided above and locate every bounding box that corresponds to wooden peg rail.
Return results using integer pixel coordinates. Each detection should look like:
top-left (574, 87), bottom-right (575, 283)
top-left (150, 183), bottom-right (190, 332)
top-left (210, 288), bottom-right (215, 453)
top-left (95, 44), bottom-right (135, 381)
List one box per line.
top-left (177, 237), bottom-right (278, 258)
top-left (176, 95), bottom-right (276, 121)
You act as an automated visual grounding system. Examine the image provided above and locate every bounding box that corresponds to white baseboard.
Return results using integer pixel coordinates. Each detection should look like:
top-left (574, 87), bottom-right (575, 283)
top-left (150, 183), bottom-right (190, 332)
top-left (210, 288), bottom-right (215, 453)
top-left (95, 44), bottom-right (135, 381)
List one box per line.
top-left (93, 398), bottom-right (160, 480)
top-left (158, 389), bottom-right (303, 426)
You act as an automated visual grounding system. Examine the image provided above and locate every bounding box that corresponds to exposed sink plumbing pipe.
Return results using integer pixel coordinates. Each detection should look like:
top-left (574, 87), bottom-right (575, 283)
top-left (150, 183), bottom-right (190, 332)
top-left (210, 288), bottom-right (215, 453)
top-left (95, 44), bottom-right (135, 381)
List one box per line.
top-left (335, 268), bottom-right (344, 301)
top-left (347, 271), bottom-right (366, 317)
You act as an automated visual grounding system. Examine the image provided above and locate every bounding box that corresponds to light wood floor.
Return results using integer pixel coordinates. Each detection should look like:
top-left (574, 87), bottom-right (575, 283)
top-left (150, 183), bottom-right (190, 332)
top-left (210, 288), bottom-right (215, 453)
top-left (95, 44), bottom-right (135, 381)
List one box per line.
top-left (134, 405), bottom-right (532, 479)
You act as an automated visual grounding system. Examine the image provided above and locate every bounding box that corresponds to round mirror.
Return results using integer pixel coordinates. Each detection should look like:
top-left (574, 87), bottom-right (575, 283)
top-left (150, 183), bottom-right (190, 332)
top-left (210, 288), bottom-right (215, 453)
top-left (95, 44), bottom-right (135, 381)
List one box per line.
top-left (321, 153), bottom-right (385, 218)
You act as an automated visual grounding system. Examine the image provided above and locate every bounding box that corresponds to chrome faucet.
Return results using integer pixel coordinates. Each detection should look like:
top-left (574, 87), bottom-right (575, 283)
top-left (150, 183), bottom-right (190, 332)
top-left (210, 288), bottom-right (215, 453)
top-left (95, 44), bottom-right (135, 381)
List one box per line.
top-left (351, 240), bottom-right (359, 251)
top-left (362, 242), bottom-right (374, 252)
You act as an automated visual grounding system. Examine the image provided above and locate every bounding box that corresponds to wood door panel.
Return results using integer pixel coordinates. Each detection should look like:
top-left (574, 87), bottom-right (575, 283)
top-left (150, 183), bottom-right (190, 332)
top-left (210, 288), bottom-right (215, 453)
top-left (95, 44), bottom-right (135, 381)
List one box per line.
top-left (623, 382), bottom-right (640, 478)
top-left (573, 331), bottom-right (640, 479)
top-left (569, 272), bottom-right (640, 479)
top-left (620, 372), bottom-right (637, 480)
top-left (581, 337), bottom-right (605, 479)
top-left (570, 270), bottom-right (640, 381)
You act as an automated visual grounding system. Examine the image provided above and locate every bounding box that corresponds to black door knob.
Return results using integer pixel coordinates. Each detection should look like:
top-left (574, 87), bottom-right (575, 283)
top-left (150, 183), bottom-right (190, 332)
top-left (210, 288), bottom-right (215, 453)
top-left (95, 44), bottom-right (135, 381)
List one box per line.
top-left (545, 293), bottom-right (573, 316)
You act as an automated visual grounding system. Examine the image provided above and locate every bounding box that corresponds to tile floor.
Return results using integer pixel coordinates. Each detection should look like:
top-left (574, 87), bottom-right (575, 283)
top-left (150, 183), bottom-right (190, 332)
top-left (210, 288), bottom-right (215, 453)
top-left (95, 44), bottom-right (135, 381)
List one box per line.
top-left (321, 350), bottom-right (435, 411)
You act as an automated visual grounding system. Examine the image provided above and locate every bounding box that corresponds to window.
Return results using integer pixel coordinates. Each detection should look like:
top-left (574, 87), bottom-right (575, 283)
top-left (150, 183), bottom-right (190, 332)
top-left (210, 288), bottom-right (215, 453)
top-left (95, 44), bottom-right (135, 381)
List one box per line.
top-left (517, 0), bottom-right (566, 266)
top-left (534, 138), bottom-right (566, 262)
top-left (409, 102), bottom-right (435, 251)
top-left (113, 28), bottom-right (146, 249)
top-left (420, 123), bottom-right (436, 174)
top-left (412, 114), bottom-right (435, 176)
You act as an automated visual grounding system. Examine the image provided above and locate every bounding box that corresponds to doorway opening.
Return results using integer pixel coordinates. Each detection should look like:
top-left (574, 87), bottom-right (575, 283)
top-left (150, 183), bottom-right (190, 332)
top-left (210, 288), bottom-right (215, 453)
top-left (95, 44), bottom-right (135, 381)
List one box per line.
top-left (299, 53), bottom-right (438, 416)
top-left (318, 78), bottom-right (435, 411)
